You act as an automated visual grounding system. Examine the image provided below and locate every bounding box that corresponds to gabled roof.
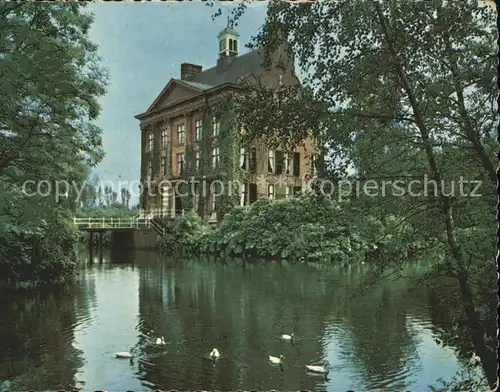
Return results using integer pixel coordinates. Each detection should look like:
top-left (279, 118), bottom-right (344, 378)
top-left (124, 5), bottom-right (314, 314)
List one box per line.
top-left (144, 78), bottom-right (205, 114)
top-left (137, 50), bottom-right (270, 118)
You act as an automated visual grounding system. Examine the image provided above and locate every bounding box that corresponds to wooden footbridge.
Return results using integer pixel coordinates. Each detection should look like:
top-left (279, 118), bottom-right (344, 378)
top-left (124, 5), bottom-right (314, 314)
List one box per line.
top-left (73, 211), bottom-right (168, 262)
top-left (73, 210), bottom-right (166, 236)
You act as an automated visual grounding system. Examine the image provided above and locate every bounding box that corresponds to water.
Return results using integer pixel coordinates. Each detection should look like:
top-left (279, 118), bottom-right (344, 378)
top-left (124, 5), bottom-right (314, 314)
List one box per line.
top-left (0, 250), bottom-right (471, 391)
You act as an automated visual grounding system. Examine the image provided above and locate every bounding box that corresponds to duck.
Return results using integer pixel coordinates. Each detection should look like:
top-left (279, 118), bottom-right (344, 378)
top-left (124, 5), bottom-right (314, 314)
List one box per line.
top-left (115, 347), bottom-right (135, 358)
top-left (156, 337), bottom-right (166, 345)
top-left (209, 348), bottom-right (220, 360)
top-left (268, 354), bottom-right (285, 364)
top-left (281, 333), bottom-right (294, 341)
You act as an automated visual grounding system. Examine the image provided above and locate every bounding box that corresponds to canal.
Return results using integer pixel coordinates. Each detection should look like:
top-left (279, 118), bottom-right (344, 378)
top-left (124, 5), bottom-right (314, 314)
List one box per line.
top-left (0, 249), bottom-right (474, 391)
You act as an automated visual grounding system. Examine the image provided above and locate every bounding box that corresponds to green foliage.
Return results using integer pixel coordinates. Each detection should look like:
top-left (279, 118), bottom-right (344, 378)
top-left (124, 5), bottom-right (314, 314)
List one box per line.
top-left (158, 210), bottom-right (210, 255)
top-left (0, 3), bottom-right (107, 289)
top-left (208, 0), bottom-right (497, 389)
top-left (159, 194), bottom-right (429, 266)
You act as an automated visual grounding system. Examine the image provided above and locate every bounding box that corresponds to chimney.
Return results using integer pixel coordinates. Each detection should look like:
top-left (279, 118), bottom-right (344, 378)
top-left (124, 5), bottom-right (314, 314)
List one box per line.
top-left (180, 63), bottom-right (202, 81)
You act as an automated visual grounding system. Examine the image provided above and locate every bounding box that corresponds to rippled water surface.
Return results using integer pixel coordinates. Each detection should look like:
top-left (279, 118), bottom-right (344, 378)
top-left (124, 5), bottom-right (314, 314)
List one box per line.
top-left (0, 250), bottom-right (469, 391)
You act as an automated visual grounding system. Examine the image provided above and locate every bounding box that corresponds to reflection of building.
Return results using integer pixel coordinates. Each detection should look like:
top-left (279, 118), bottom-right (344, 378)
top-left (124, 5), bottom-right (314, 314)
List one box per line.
top-left (135, 22), bottom-right (316, 219)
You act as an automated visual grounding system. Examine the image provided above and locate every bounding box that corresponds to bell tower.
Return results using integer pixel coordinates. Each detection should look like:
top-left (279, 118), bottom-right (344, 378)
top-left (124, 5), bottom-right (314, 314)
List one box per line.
top-left (218, 17), bottom-right (239, 58)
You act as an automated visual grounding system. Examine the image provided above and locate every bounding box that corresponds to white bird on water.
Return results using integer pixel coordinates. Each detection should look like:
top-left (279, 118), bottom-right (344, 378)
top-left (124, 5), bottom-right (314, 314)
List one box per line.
top-left (281, 333), bottom-right (294, 341)
top-left (268, 354), bottom-right (285, 364)
top-left (209, 348), bottom-right (220, 360)
top-left (115, 347), bottom-right (135, 358)
top-left (305, 360), bottom-right (331, 376)
top-left (156, 337), bottom-right (166, 345)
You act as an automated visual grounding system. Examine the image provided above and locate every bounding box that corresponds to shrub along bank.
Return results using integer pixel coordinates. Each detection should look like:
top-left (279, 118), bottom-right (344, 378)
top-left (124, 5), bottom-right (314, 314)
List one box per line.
top-left (158, 193), bottom-right (421, 264)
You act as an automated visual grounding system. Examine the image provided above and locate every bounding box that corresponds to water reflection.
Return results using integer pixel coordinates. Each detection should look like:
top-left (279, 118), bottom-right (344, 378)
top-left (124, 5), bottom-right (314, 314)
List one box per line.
top-left (0, 251), bottom-right (468, 391)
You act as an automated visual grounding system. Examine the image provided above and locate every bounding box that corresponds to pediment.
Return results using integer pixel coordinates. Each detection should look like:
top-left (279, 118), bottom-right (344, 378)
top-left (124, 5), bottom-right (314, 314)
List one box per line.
top-left (146, 79), bottom-right (203, 113)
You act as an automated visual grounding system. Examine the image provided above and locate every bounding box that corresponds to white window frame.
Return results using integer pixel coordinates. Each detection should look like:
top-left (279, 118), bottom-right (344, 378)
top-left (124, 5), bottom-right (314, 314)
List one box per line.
top-left (240, 147), bottom-right (248, 169)
top-left (161, 157), bottom-right (167, 176)
top-left (268, 184), bottom-right (275, 199)
top-left (212, 147), bottom-right (219, 169)
top-left (147, 160), bottom-right (152, 178)
top-left (211, 194), bottom-right (216, 211)
top-left (177, 153), bottom-right (184, 174)
top-left (148, 132), bottom-right (154, 152)
top-left (195, 151), bottom-right (201, 170)
top-left (161, 129), bottom-right (167, 148)
top-left (212, 116), bottom-right (220, 137)
top-left (286, 185), bottom-right (293, 198)
top-left (240, 183), bottom-right (247, 206)
top-left (312, 154), bottom-right (318, 176)
top-left (268, 149), bottom-right (275, 173)
top-left (177, 124), bottom-right (185, 145)
top-left (285, 153), bottom-right (293, 175)
top-left (195, 120), bottom-right (202, 141)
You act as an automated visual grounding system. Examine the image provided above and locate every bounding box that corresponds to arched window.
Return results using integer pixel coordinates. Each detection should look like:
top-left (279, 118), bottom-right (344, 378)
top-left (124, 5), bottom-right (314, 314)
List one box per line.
top-left (233, 40), bottom-right (238, 53)
top-left (229, 39), bottom-right (233, 51)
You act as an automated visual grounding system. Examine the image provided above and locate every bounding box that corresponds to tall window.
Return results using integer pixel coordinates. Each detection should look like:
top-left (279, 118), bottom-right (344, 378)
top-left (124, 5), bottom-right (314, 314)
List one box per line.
top-left (195, 151), bottom-right (201, 171)
top-left (240, 183), bottom-right (247, 206)
top-left (148, 132), bottom-right (154, 152)
top-left (161, 129), bottom-right (167, 148)
top-left (268, 184), bottom-right (275, 199)
top-left (161, 157), bottom-right (167, 176)
top-left (177, 153), bottom-right (184, 175)
top-left (286, 186), bottom-right (293, 198)
top-left (212, 147), bottom-right (219, 169)
top-left (268, 149), bottom-right (275, 173)
top-left (177, 125), bottom-right (185, 145)
top-left (211, 194), bottom-right (216, 212)
top-left (195, 120), bottom-right (202, 141)
top-left (147, 160), bottom-right (152, 178)
top-left (250, 147), bottom-right (257, 172)
top-left (212, 116), bottom-right (220, 137)
top-left (311, 154), bottom-right (318, 176)
top-left (240, 147), bottom-right (247, 170)
top-left (285, 153), bottom-right (293, 175)
top-left (293, 152), bottom-right (300, 176)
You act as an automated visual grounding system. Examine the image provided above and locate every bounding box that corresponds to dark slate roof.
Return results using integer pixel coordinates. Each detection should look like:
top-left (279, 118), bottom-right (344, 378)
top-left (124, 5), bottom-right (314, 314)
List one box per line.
top-left (180, 80), bottom-right (214, 91)
top-left (190, 50), bottom-right (265, 87)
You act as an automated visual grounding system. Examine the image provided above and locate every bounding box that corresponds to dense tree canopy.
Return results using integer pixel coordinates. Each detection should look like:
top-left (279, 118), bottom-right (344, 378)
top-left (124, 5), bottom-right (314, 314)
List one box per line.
top-left (209, 0), bottom-right (497, 389)
top-left (0, 3), bottom-right (107, 288)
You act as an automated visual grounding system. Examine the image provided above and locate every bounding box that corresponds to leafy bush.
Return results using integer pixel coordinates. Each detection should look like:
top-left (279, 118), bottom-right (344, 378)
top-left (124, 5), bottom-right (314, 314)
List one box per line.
top-left (0, 209), bottom-right (79, 289)
top-left (158, 194), bottom-right (408, 264)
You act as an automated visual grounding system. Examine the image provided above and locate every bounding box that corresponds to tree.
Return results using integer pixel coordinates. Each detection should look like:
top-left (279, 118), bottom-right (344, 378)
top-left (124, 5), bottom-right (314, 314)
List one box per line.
top-left (0, 3), bottom-right (107, 287)
top-left (213, 0), bottom-right (497, 388)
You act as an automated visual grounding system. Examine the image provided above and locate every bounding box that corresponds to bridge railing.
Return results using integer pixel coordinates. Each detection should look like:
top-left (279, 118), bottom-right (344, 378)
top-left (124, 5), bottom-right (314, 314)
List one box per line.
top-left (73, 217), bottom-right (151, 229)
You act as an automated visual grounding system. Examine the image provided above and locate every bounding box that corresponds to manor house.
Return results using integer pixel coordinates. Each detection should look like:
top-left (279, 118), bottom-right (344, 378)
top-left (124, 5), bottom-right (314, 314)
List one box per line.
top-left (135, 22), bottom-right (316, 220)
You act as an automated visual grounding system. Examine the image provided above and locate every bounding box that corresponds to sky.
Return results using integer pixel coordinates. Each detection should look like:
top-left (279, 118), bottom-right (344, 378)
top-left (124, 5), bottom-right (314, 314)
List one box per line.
top-left (86, 2), bottom-right (268, 197)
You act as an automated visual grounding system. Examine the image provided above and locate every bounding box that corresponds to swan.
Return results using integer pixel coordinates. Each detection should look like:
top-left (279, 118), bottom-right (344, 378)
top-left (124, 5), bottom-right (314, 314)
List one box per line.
top-left (115, 347), bottom-right (135, 358)
top-left (268, 354), bottom-right (285, 364)
top-left (156, 337), bottom-right (166, 345)
top-left (281, 333), bottom-right (294, 341)
top-left (305, 360), bottom-right (330, 374)
top-left (209, 348), bottom-right (220, 359)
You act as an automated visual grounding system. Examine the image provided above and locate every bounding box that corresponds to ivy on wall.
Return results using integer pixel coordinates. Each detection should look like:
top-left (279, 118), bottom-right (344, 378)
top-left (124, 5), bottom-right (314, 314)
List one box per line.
top-left (174, 104), bottom-right (246, 220)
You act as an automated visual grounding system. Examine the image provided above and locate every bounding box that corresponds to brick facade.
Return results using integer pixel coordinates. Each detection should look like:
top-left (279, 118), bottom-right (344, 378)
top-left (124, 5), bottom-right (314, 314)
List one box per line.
top-left (136, 28), bottom-right (317, 220)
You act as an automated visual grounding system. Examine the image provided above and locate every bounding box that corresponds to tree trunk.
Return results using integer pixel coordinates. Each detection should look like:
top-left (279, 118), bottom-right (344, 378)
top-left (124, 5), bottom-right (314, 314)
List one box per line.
top-left (373, 3), bottom-right (497, 389)
top-left (457, 273), bottom-right (499, 390)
